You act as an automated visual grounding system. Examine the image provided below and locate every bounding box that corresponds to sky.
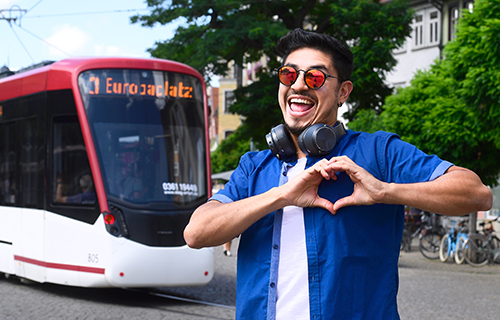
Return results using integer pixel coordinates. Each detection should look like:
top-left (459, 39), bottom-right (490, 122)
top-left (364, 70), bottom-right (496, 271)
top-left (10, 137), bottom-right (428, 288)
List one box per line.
top-left (0, 0), bottom-right (181, 72)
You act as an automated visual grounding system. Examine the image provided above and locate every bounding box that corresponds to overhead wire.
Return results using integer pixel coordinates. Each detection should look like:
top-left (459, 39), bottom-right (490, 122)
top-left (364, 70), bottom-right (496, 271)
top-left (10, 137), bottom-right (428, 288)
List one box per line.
top-left (8, 23), bottom-right (35, 63)
top-left (27, 0), bottom-right (45, 13)
top-left (3, 0), bottom-right (271, 68)
top-left (1, 1), bottom-right (148, 67)
top-left (23, 8), bottom-right (149, 19)
top-left (15, 23), bottom-right (72, 58)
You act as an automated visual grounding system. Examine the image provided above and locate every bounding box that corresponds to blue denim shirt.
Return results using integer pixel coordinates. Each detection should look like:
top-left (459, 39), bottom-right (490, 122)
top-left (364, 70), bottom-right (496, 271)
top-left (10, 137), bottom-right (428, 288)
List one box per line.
top-left (212, 130), bottom-right (452, 320)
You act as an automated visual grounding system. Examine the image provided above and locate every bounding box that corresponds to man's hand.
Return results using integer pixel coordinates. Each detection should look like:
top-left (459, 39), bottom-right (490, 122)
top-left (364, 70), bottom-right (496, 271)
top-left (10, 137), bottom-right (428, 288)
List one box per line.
top-left (327, 156), bottom-right (386, 213)
top-left (283, 156), bottom-right (386, 214)
top-left (282, 158), bottom-right (337, 213)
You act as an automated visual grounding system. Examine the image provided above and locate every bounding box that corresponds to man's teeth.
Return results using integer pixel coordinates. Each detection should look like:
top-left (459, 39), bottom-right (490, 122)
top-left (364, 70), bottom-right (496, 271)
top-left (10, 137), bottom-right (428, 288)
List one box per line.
top-left (290, 98), bottom-right (313, 105)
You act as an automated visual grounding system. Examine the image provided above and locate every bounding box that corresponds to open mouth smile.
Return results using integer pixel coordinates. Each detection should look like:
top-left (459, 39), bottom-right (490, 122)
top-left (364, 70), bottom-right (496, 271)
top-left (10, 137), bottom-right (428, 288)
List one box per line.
top-left (288, 97), bottom-right (315, 117)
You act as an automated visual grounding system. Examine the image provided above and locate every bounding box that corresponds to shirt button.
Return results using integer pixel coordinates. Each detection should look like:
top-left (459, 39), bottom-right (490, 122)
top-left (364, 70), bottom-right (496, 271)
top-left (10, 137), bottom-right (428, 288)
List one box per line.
top-left (270, 282), bottom-right (275, 288)
top-left (273, 244), bottom-right (279, 250)
top-left (282, 170), bottom-right (287, 176)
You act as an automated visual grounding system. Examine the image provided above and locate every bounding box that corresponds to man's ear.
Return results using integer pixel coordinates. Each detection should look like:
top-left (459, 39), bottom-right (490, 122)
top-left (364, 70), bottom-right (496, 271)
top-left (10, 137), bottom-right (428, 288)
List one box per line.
top-left (338, 80), bottom-right (353, 103)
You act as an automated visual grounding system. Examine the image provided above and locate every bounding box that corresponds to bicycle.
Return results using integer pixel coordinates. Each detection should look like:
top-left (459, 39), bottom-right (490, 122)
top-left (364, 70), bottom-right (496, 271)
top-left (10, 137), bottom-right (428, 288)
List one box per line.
top-left (401, 209), bottom-right (423, 252)
top-left (400, 209), bottom-right (445, 259)
top-left (419, 213), bottom-right (446, 260)
top-left (464, 217), bottom-right (500, 267)
top-left (439, 219), bottom-right (468, 264)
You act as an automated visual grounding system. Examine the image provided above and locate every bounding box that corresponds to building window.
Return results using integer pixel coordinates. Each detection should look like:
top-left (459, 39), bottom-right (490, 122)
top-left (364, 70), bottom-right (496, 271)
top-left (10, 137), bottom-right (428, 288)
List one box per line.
top-left (449, 1), bottom-right (474, 41)
top-left (412, 8), bottom-right (440, 50)
top-left (414, 13), bottom-right (424, 48)
top-left (223, 130), bottom-right (234, 140)
top-left (223, 90), bottom-right (235, 114)
top-left (429, 11), bottom-right (439, 45)
top-left (464, 1), bottom-right (474, 13)
top-left (449, 4), bottom-right (460, 41)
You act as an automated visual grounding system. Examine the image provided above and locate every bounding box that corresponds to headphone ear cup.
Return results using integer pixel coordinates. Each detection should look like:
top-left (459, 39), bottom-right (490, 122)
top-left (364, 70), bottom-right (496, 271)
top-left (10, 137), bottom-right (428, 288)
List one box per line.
top-left (266, 124), bottom-right (296, 161)
top-left (298, 123), bottom-right (338, 156)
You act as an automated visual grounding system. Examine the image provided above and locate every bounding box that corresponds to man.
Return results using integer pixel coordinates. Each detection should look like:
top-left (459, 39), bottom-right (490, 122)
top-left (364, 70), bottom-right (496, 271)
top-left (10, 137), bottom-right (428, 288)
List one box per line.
top-left (184, 29), bottom-right (492, 319)
top-left (56, 174), bottom-right (96, 204)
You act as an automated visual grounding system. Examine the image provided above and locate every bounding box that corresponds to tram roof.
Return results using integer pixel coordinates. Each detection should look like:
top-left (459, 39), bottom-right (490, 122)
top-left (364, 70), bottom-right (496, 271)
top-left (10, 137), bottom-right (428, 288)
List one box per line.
top-left (0, 57), bottom-right (203, 102)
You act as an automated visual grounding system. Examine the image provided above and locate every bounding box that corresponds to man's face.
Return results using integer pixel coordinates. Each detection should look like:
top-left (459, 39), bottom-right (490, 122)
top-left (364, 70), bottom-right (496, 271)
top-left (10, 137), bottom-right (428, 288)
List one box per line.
top-left (278, 47), bottom-right (350, 136)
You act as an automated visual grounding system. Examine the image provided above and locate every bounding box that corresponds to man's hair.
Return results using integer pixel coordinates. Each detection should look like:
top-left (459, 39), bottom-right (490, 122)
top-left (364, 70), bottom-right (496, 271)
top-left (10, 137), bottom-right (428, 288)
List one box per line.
top-left (275, 29), bottom-right (354, 82)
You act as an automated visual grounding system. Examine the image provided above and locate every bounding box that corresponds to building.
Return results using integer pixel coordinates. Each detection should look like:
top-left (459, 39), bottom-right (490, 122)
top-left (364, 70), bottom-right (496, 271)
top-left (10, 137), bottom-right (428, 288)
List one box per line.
top-left (214, 57), bottom-right (268, 147)
top-left (217, 61), bottom-right (241, 145)
top-left (386, 0), bottom-right (475, 88)
top-left (207, 86), bottom-right (220, 151)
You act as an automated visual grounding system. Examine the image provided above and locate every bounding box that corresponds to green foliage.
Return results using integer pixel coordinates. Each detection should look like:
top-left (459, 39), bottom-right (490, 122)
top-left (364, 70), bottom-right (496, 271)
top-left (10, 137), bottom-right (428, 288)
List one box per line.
top-left (131, 0), bottom-right (290, 82)
top-left (442, 0), bottom-right (500, 150)
top-left (346, 108), bottom-right (385, 133)
top-left (132, 0), bottom-right (413, 172)
top-left (354, 0), bottom-right (500, 186)
top-left (210, 130), bottom-right (251, 174)
top-left (230, 69), bottom-right (283, 151)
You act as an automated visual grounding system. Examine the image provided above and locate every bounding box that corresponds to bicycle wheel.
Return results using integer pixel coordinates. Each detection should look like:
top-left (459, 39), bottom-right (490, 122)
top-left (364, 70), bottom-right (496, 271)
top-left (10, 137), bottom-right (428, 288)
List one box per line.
top-left (455, 236), bottom-right (466, 264)
top-left (439, 234), bottom-right (450, 262)
top-left (419, 232), bottom-right (441, 260)
top-left (464, 234), bottom-right (489, 267)
top-left (490, 236), bottom-right (500, 251)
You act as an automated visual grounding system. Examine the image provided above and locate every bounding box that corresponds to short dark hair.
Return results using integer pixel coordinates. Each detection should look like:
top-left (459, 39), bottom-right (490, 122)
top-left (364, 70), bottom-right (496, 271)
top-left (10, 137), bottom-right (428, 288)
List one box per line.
top-left (275, 29), bottom-right (354, 81)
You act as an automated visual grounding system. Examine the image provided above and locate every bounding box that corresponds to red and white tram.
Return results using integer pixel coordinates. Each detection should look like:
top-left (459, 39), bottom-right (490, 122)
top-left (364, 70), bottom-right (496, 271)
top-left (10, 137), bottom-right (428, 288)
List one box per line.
top-left (0, 57), bottom-right (213, 287)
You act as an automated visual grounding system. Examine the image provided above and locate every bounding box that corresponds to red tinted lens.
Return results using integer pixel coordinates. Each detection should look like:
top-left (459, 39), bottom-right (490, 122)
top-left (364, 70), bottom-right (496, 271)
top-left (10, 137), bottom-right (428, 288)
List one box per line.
top-left (279, 66), bottom-right (297, 85)
top-left (305, 69), bottom-right (326, 89)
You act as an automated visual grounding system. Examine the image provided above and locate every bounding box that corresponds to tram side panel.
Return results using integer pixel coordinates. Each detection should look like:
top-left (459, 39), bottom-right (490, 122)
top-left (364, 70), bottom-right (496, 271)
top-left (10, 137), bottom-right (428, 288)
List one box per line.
top-left (0, 207), bottom-right (20, 276)
top-left (43, 211), bottom-right (112, 287)
top-left (16, 208), bottom-right (46, 283)
top-left (0, 208), bottom-right (47, 284)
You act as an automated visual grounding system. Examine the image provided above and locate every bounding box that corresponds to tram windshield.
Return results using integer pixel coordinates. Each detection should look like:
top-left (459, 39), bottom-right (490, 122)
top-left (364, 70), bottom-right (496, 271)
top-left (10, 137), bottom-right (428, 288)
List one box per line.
top-left (78, 68), bottom-right (207, 206)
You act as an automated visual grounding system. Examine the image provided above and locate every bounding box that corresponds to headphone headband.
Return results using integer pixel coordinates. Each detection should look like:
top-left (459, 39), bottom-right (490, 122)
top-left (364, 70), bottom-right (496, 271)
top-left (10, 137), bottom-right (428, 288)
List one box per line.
top-left (266, 122), bottom-right (345, 161)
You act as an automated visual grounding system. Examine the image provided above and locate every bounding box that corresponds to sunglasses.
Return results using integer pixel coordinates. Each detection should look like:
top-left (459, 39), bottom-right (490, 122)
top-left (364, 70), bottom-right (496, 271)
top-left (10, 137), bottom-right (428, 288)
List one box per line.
top-left (277, 65), bottom-right (338, 89)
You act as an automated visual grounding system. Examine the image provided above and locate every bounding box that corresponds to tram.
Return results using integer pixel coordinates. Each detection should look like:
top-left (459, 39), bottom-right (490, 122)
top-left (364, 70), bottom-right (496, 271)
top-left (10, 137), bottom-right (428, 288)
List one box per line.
top-left (0, 57), bottom-right (214, 287)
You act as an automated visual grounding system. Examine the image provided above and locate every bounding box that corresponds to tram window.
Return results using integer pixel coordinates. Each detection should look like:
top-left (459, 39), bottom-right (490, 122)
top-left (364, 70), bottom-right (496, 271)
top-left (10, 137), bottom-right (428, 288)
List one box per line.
top-left (22, 118), bottom-right (40, 207)
top-left (0, 122), bottom-right (18, 205)
top-left (52, 117), bottom-right (96, 205)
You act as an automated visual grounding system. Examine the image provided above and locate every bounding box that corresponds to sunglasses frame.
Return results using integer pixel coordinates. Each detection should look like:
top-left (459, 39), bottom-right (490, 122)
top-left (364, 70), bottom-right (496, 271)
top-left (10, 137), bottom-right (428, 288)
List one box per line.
top-left (277, 66), bottom-right (338, 89)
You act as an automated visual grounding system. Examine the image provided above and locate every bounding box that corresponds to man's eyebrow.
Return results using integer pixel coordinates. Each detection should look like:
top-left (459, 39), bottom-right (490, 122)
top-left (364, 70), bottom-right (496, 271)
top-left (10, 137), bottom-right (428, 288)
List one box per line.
top-left (284, 62), bottom-right (330, 72)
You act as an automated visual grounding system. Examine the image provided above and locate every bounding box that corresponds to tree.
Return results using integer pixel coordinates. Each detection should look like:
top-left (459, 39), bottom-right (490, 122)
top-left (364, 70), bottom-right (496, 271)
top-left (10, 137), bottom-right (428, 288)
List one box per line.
top-left (210, 130), bottom-right (251, 173)
top-left (132, 0), bottom-right (413, 172)
top-left (350, 0), bottom-right (500, 186)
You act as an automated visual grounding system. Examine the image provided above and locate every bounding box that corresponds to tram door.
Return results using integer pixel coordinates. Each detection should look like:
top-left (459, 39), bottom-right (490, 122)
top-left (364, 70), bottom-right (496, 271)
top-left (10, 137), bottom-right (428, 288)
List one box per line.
top-left (17, 117), bottom-right (46, 282)
top-left (0, 121), bottom-right (19, 276)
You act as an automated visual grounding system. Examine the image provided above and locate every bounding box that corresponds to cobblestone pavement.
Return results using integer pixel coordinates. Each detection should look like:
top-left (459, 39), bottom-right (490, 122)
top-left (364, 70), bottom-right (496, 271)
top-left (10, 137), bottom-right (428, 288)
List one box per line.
top-left (1, 238), bottom-right (500, 319)
top-left (398, 246), bottom-right (500, 320)
top-left (0, 244), bottom-right (238, 320)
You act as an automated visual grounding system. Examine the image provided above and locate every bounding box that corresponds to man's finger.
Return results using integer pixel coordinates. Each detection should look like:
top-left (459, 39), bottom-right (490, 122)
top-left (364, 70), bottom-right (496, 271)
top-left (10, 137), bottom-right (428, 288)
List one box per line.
top-left (333, 195), bottom-right (355, 212)
top-left (314, 197), bottom-right (336, 215)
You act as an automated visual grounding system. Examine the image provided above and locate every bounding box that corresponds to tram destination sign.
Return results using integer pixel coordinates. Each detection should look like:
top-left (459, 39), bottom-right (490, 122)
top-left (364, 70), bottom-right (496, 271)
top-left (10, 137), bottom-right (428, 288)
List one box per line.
top-left (79, 69), bottom-right (197, 99)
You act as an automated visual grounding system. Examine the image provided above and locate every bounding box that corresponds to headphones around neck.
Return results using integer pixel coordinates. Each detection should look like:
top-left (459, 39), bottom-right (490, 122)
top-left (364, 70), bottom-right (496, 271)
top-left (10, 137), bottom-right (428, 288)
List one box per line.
top-left (266, 122), bottom-right (346, 161)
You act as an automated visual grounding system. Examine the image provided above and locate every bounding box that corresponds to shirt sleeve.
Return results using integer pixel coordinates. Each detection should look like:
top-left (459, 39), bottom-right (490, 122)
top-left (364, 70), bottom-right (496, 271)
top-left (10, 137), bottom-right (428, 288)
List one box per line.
top-left (381, 133), bottom-right (454, 183)
top-left (210, 153), bottom-right (252, 203)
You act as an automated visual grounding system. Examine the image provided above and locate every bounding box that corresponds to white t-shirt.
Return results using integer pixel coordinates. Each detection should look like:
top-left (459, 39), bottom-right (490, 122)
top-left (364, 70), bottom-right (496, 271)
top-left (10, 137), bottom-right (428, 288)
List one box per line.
top-left (276, 157), bottom-right (310, 320)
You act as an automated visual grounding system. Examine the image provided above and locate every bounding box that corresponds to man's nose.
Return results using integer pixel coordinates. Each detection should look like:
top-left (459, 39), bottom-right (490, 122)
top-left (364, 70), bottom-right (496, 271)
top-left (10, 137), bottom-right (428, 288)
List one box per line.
top-left (290, 71), bottom-right (309, 91)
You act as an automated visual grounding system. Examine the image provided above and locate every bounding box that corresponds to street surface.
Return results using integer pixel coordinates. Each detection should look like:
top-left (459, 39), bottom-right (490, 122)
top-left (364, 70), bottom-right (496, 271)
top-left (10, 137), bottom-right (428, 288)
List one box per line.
top-left (398, 245), bottom-right (500, 319)
top-left (1, 239), bottom-right (500, 319)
